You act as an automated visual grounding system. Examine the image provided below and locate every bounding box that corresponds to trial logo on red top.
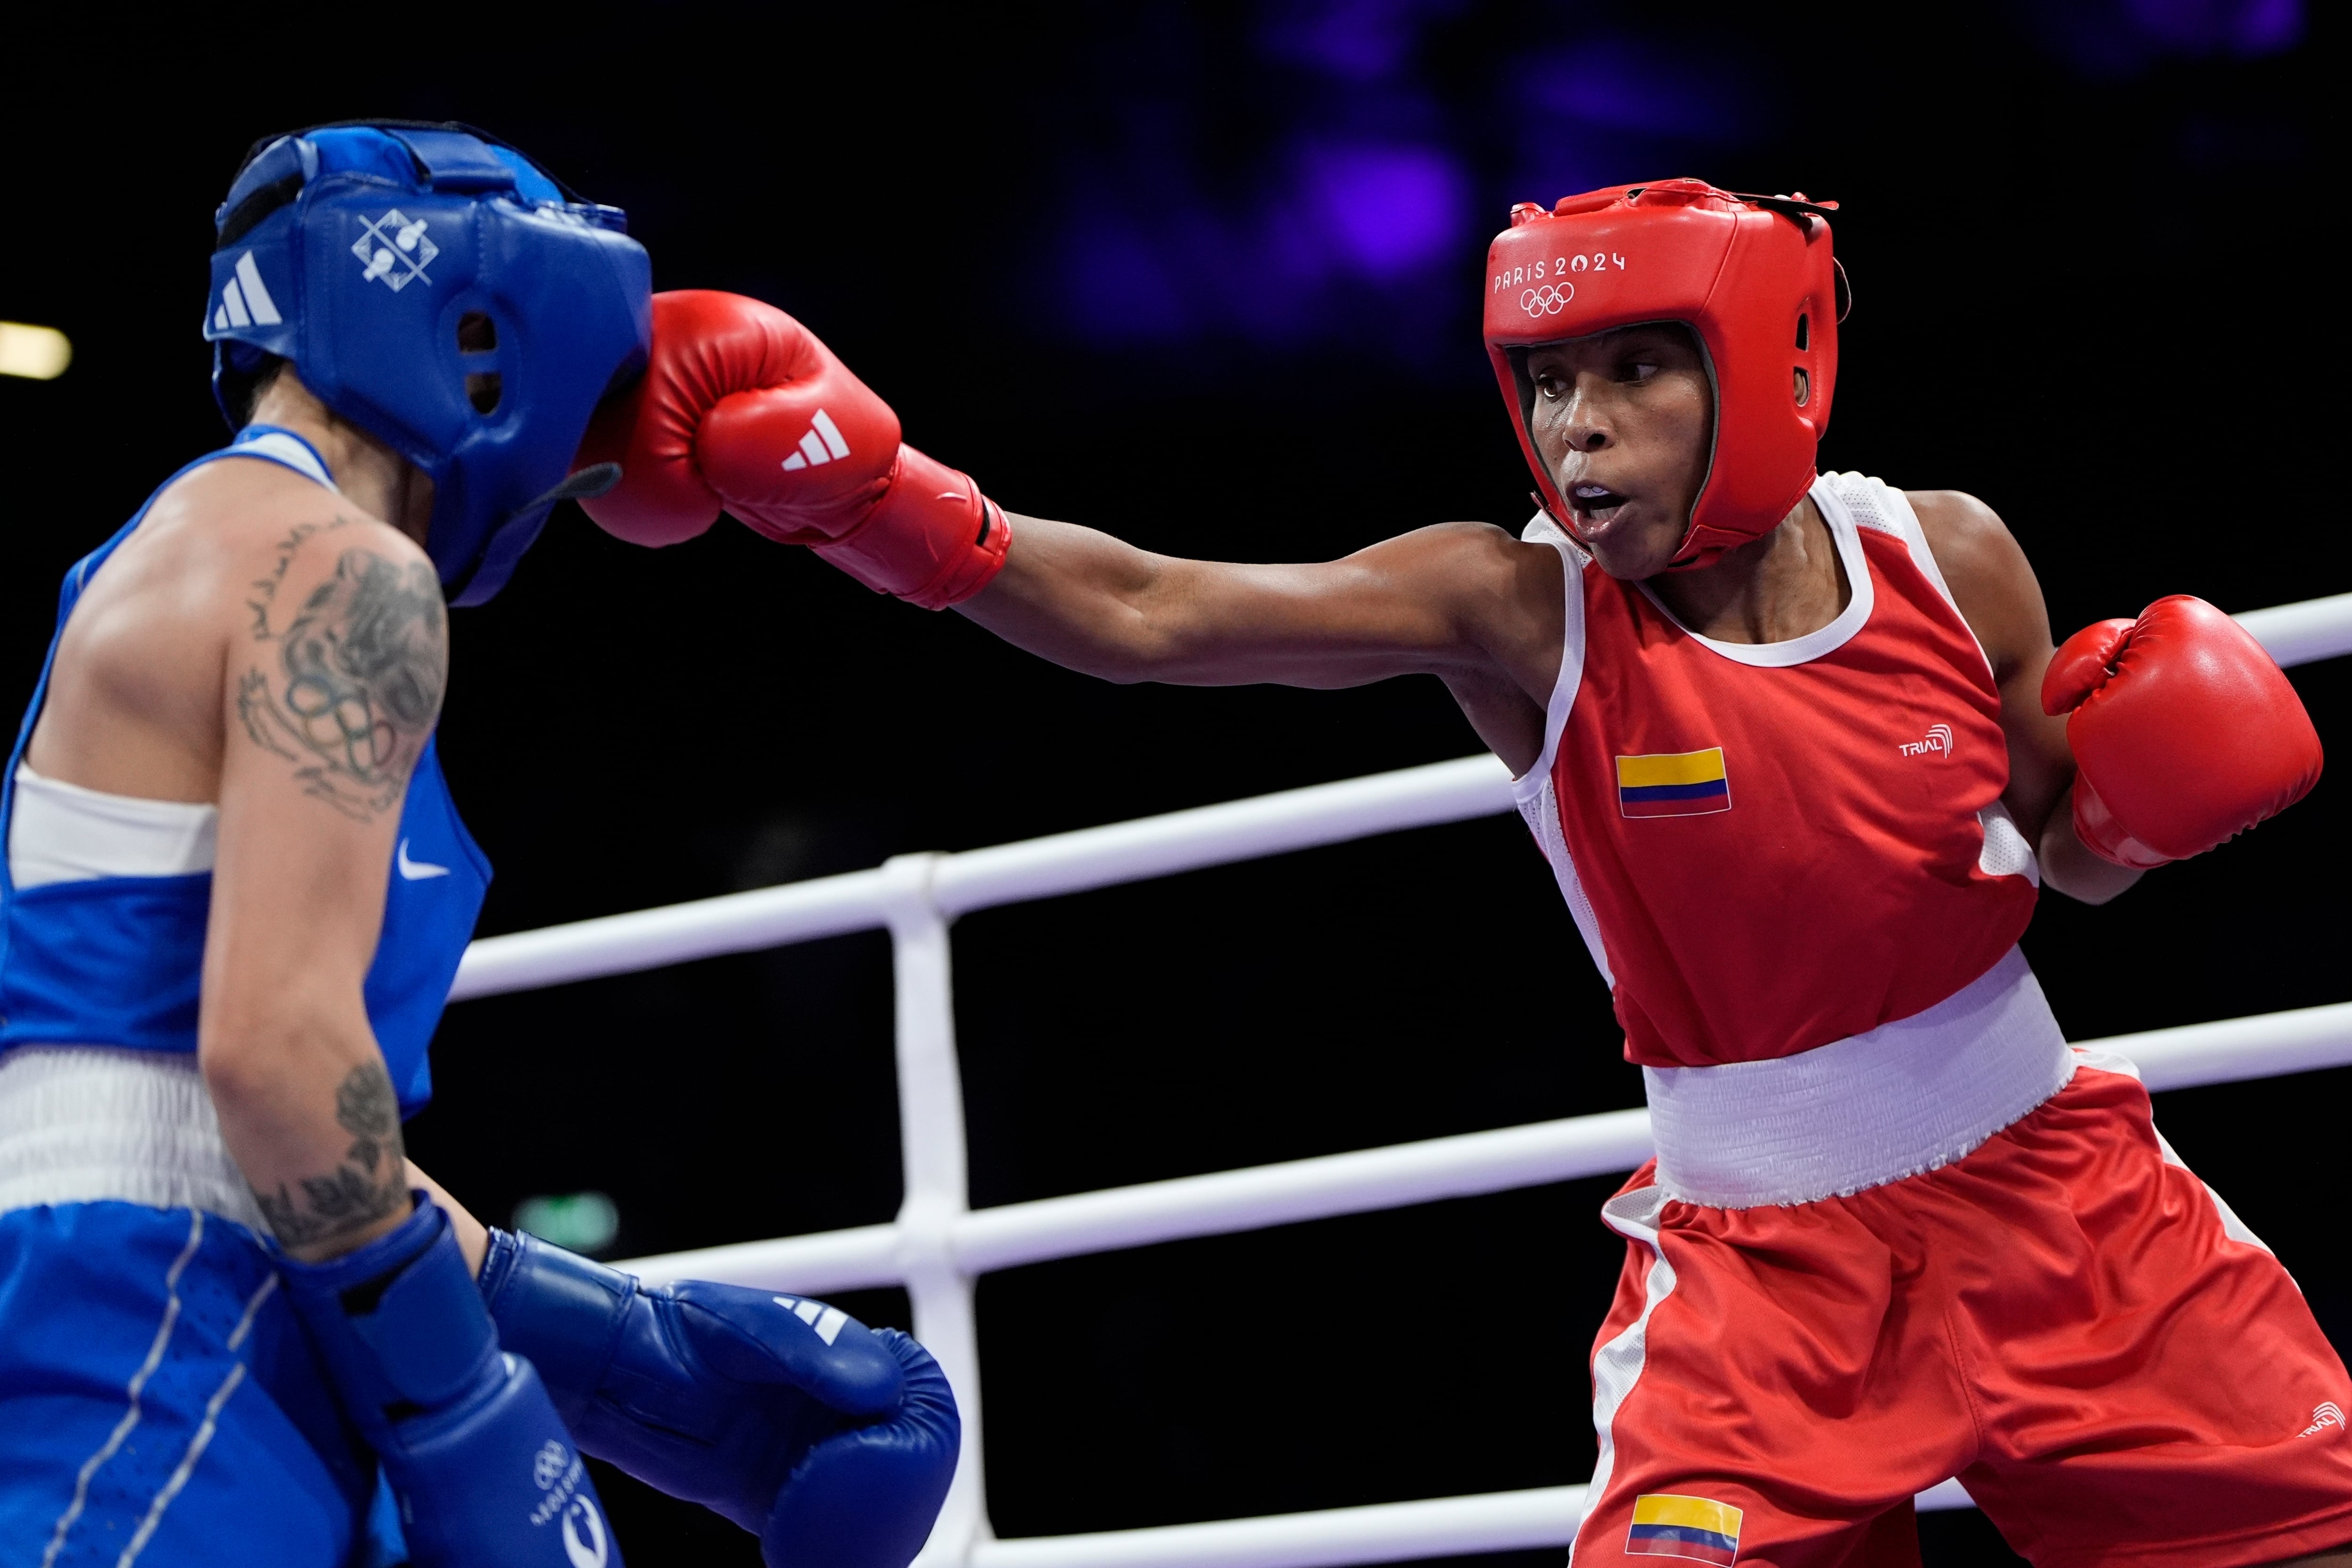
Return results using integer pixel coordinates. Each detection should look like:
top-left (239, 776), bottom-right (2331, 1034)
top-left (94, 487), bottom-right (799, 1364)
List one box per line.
top-left (1616, 748), bottom-right (1731, 818)
top-left (1897, 723), bottom-right (1955, 760)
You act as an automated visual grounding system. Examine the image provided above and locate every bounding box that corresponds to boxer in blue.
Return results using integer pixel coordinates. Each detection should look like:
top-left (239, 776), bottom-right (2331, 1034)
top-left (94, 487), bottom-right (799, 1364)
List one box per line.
top-left (0, 123), bottom-right (957, 1567)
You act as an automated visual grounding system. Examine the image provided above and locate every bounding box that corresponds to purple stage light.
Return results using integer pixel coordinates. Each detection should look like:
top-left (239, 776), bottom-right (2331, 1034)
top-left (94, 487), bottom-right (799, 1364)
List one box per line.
top-left (2032, 0), bottom-right (2304, 73)
top-left (1299, 143), bottom-right (1467, 279)
top-left (1258, 0), bottom-right (1469, 81)
top-left (1513, 38), bottom-right (1756, 143)
top-left (2125, 0), bottom-right (2302, 52)
top-left (1050, 138), bottom-right (1469, 351)
top-left (1061, 218), bottom-right (1192, 345)
top-left (1502, 38), bottom-right (1762, 224)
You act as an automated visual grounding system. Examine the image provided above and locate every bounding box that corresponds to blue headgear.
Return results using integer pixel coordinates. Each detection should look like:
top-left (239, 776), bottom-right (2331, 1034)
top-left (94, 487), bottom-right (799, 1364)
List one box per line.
top-left (204, 122), bottom-right (652, 604)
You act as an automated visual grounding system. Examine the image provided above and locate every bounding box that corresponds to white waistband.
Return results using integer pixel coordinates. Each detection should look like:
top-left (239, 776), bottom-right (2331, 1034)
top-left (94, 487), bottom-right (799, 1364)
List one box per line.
top-left (0, 1046), bottom-right (266, 1231)
top-left (1643, 947), bottom-right (2074, 1208)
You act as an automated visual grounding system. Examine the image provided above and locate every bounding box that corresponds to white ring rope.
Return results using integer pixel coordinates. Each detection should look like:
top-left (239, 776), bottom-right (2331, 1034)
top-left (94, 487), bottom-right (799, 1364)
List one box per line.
top-left (448, 592), bottom-right (2352, 1568)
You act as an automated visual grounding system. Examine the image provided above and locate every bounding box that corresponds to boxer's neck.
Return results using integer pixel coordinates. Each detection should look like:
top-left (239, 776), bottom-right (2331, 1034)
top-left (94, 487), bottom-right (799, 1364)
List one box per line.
top-left (246, 372), bottom-right (435, 548)
top-left (1647, 494), bottom-right (1849, 646)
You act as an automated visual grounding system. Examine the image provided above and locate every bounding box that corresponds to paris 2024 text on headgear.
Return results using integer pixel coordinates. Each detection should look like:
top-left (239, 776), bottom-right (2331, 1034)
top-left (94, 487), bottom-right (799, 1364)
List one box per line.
top-left (203, 122), bottom-right (654, 605)
top-left (1482, 178), bottom-right (1846, 571)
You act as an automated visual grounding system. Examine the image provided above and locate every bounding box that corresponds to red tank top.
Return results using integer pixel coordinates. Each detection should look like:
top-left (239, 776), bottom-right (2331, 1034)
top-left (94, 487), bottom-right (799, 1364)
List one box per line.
top-left (1512, 472), bottom-right (2039, 1068)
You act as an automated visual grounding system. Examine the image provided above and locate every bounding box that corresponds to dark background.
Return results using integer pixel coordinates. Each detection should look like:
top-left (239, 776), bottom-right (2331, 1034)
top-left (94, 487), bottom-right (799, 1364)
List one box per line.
top-left (4, 3), bottom-right (2341, 1564)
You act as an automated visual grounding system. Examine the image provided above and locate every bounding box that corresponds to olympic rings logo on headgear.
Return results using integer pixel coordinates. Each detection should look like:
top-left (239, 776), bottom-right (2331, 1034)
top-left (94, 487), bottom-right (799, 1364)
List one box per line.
top-left (1520, 283), bottom-right (1573, 317)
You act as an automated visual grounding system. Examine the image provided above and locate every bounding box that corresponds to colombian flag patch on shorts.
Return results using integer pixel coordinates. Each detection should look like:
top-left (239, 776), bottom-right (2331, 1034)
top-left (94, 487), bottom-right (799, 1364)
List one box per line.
top-left (1616, 748), bottom-right (1731, 818)
top-left (1627, 1493), bottom-right (1743, 1563)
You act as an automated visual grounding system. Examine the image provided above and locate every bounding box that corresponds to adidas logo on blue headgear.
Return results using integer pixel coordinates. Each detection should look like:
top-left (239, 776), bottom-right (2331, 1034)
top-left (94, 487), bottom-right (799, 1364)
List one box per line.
top-left (204, 121), bottom-right (653, 605)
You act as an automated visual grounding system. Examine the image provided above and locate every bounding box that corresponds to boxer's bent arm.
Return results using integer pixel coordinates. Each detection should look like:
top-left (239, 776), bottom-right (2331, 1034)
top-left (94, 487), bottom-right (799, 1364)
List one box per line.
top-left (1908, 491), bottom-right (2141, 906)
top-left (2034, 782), bottom-right (2145, 899)
top-left (961, 513), bottom-right (1560, 697)
top-left (199, 509), bottom-right (450, 1263)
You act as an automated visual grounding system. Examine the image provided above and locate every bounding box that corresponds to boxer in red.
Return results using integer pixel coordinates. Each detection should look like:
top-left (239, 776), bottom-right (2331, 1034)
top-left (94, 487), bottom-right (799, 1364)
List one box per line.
top-left (578, 182), bottom-right (2344, 1565)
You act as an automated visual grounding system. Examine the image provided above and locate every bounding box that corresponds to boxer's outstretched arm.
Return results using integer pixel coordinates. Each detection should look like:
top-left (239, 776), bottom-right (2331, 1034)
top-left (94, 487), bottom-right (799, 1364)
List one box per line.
top-left (960, 513), bottom-right (1568, 772)
top-left (961, 512), bottom-right (1565, 693)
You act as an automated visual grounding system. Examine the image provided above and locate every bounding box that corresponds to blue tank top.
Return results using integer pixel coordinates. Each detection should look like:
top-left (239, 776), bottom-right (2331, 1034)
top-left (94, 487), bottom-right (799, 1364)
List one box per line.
top-left (0, 428), bottom-right (489, 1117)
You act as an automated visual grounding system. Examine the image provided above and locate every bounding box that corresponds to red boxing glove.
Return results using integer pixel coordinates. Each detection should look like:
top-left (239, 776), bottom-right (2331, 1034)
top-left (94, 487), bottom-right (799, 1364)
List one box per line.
top-left (574, 289), bottom-right (899, 546)
top-left (575, 291), bottom-right (1009, 609)
top-left (2042, 595), bottom-right (2323, 869)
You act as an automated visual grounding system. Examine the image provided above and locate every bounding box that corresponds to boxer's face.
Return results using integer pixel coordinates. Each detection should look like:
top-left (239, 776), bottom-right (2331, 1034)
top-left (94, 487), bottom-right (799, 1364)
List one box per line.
top-left (1524, 323), bottom-right (1713, 580)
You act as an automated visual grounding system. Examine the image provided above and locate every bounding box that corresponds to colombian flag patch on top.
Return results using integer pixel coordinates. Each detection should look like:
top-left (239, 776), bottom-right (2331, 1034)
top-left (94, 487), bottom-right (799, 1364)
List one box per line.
top-left (1627, 1493), bottom-right (1743, 1563)
top-left (1616, 748), bottom-right (1731, 818)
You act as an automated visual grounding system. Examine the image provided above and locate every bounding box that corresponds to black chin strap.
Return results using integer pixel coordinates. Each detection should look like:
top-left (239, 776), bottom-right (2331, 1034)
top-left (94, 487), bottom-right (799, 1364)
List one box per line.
top-left (1727, 191), bottom-right (1839, 222)
top-left (524, 463), bottom-right (621, 511)
top-left (443, 464), bottom-right (626, 607)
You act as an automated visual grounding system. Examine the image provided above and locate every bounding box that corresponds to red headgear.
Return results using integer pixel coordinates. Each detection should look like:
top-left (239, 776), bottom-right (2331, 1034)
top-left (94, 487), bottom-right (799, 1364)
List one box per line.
top-left (1482, 179), bottom-right (1843, 569)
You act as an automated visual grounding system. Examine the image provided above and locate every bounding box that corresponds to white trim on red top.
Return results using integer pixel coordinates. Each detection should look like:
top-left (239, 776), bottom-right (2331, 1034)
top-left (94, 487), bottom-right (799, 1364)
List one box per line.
top-left (1820, 472), bottom-right (1998, 684)
top-left (1635, 477), bottom-right (1875, 668)
top-left (1510, 516), bottom-right (1613, 984)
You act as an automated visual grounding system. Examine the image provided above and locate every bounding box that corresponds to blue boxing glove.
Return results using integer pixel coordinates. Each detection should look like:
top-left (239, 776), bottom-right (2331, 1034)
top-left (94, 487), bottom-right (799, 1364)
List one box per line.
top-left (276, 1196), bottom-right (620, 1568)
top-left (477, 1228), bottom-right (959, 1568)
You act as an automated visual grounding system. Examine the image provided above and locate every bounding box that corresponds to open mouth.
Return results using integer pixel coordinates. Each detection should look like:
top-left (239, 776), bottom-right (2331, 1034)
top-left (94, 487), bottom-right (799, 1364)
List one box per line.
top-left (1568, 483), bottom-right (1629, 530)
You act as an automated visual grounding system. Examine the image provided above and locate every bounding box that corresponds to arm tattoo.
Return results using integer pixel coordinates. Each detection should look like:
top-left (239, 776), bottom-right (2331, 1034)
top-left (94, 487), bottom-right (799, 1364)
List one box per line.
top-left (252, 1061), bottom-right (409, 1248)
top-left (240, 537), bottom-right (447, 821)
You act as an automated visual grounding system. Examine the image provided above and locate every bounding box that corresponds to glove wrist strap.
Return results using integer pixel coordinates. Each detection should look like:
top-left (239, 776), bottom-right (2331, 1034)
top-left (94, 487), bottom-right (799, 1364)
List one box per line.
top-left (478, 1228), bottom-right (637, 1426)
top-left (812, 445), bottom-right (1011, 609)
top-left (2071, 776), bottom-right (2170, 870)
top-left (277, 1195), bottom-right (502, 1440)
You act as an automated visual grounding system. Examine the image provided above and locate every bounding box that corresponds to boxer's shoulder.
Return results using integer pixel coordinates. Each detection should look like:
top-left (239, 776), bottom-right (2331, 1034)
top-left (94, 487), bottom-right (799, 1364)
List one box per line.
top-left (1385, 519), bottom-right (1564, 617)
top-left (45, 451), bottom-right (433, 761)
top-left (1904, 487), bottom-right (2014, 565)
top-left (170, 452), bottom-right (415, 561)
top-left (101, 454), bottom-right (422, 627)
top-left (1900, 486), bottom-right (2032, 620)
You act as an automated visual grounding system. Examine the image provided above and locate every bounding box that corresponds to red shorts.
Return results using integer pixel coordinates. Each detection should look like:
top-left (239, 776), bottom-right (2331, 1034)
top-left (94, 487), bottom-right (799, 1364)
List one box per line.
top-left (1573, 1058), bottom-right (2352, 1568)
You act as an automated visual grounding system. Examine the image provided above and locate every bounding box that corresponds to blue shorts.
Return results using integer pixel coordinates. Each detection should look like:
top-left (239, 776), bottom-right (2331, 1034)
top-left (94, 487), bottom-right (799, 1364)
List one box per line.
top-left (0, 1202), bottom-right (401, 1568)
